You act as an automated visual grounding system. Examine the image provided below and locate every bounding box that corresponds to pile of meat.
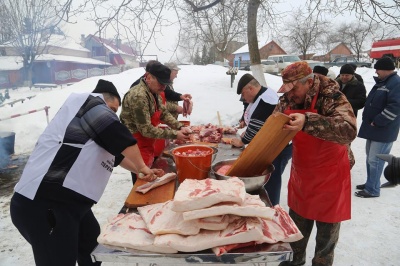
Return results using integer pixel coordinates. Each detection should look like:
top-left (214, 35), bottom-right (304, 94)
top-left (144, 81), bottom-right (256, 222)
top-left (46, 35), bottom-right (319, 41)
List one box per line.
top-left (173, 148), bottom-right (213, 157)
top-left (98, 177), bottom-right (303, 255)
top-left (174, 123), bottom-right (237, 144)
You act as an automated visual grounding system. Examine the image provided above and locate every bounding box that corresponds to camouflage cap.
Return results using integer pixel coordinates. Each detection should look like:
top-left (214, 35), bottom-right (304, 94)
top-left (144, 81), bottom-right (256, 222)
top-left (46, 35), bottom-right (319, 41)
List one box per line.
top-left (278, 61), bottom-right (312, 93)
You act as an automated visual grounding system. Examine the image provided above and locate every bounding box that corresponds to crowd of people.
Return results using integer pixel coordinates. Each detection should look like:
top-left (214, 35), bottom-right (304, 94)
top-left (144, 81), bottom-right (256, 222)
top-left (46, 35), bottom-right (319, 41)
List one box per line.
top-left (9, 58), bottom-right (399, 266)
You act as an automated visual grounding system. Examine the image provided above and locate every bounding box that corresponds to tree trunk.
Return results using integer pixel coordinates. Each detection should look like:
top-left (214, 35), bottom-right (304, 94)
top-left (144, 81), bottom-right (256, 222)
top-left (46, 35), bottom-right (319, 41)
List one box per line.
top-left (247, 0), bottom-right (266, 86)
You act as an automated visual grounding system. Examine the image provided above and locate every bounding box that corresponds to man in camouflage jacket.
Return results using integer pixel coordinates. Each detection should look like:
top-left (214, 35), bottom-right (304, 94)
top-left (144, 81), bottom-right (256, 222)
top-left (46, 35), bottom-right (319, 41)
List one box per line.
top-left (275, 61), bottom-right (357, 266)
top-left (120, 62), bottom-right (190, 179)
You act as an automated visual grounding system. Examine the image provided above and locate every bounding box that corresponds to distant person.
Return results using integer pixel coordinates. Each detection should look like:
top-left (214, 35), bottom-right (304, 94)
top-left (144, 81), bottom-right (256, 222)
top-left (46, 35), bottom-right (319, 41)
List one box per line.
top-left (335, 63), bottom-right (364, 84)
top-left (10, 79), bottom-right (163, 266)
top-left (356, 57), bottom-right (400, 197)
top-left (335, 64), bottom-right (367, 117)
top-left (349, 63), bottom-right (364, 84)
top-left (275, 61), bottom-right (357, 266)
top-left (231, 73), bottom-right (292, 206)
top-left (313, 65), bottom-right (329, 76)
top-left (164, 62), bottom-right (193, 119)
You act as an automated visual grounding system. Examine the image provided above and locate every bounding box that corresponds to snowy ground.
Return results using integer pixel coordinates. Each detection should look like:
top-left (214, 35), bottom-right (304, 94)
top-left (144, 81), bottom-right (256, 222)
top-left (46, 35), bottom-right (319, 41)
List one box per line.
top-left (0, 64), bottom-right (399, 265)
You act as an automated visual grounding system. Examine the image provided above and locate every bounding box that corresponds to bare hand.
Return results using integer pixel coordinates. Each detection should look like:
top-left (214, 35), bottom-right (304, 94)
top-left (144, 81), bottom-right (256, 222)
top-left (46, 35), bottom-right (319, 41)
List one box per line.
top-left (283, 113), bottom-right (306, 132)
top-left (152, 168), bottom-right (165, 177)
top-left (231, 138), bottom-right (244, 148)
top-left (138, 166), bottom-right (157, 181)
top-left (181, 94), bottom-right (192, 101)
top-left (238, 120), bottom-right (246, 129)
top-left (177, 130), bottom-right (190, 141)
top-left (176, 106), bottom-right (184, 114)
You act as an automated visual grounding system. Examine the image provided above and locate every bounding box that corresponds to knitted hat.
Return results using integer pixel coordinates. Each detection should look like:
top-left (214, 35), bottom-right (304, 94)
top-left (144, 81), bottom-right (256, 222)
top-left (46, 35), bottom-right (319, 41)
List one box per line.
top-left (164, 62), bottom-right (181, 71)
top-left (278, 61), bottom-right (312, 93)
top-left (374, 57), bottom-right (395, 70)
top-left (237, 73), bottom-right (254, 94)
top-left (148, 62), bottom-right (172, 85)
top-left (93, 79), bottom-right (121, 105)
top-left (313, 65), bottom-right (328, 76)
top-left (340, 64), bottom-right (355, 75)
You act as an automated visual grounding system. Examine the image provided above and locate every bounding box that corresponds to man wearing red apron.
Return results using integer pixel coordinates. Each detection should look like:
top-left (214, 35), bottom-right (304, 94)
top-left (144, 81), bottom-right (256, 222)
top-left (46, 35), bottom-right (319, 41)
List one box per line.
top-left (275, 62), bottom-right (357, 266)
top-left (120, 62), bottom-right (191, 183)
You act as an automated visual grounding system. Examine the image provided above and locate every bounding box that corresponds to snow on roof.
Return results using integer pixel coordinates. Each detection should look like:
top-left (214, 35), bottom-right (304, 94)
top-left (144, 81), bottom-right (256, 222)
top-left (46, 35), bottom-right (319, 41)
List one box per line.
top-left (36, 54), bottom-right (112, 65)
top-left (0, 34), bottom-right (89, 53)
top-left (232, 41), bottom-right (266, 54)
top-left (47, 35), bottom-right (89, 52)
top-left (0, 56), bottom-right (23, 70)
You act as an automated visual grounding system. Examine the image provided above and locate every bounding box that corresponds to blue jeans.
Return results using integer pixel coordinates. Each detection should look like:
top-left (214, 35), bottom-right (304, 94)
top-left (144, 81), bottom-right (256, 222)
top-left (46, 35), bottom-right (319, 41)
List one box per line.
top-left (264, 143), bottom-right (293, 206)
top-left (364, 139), bottom-right (393, 196)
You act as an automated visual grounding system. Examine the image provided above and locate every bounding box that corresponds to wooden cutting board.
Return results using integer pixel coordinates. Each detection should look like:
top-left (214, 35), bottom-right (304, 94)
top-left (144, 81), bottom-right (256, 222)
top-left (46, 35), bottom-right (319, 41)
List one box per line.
top-left (226, 112), bottom-right (297, 177)
top-left (125, 178), bottom-right (176, 208)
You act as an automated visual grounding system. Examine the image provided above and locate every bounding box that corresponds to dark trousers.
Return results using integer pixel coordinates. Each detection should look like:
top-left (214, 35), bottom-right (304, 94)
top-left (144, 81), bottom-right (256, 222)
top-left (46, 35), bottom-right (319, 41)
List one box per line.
top-left (288, 209), bottom-right (341, 266)
top-left (264, 143), bottom-right (292, 206)
top-left (10, 192), bottom-right (101, 266)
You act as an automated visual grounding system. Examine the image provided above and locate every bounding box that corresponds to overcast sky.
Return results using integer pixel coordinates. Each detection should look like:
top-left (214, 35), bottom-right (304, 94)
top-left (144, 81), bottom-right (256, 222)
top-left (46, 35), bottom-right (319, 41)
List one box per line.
top-left (63, 1), bottom-right (360, 63)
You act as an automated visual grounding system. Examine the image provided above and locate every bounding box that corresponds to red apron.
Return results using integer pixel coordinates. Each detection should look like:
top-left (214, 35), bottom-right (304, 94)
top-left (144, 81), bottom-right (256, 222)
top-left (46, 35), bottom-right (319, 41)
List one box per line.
top-left (153, 91), bottom-right (167, 158)
top-left (133, 94), bottom-right (163, 167)
top-left (284, 91), bottom-right (351, 223)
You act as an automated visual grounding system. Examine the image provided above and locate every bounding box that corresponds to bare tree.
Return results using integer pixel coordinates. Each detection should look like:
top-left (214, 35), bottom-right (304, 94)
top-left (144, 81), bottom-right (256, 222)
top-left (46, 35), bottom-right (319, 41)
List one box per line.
top-left (280, 9), bottom-right (329, 59)
top-left (335, 21), bottom-right (379, 60)
top-left (307, 0), bottom-right (400, 28)
top-left (1, 0), bottom-right (75, 85)
top-left (179, 0), bottom-right (247, 63)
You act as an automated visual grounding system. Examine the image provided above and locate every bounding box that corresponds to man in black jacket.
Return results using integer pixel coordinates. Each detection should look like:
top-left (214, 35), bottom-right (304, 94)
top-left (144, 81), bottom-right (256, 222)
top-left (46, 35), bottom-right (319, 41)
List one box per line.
top-left (335, 64), bottom-right (367, 117)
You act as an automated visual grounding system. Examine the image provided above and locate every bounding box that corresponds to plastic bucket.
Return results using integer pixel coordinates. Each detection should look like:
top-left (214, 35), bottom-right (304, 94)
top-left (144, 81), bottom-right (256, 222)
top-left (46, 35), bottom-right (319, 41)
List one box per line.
top-left (172, 145), bottom-right (213, 183)
top-left (0, 131), bottom-right (15, 168)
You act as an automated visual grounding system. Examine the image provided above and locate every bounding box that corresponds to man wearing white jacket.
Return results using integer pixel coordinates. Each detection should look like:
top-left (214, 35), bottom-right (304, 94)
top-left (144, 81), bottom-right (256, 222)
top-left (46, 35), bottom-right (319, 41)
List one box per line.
top-left (10, 79), bottom-right (162, 266)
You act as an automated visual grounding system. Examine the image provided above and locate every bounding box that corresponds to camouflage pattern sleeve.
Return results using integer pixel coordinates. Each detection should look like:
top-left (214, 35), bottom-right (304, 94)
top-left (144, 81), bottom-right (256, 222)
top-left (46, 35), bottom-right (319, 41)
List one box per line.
top-left (119, 81), bottom-right (180, 139)
top-left (304, 91), bottom-right (357, 144)
top-left (166, 101), bottom-right (179, 114)
top-left (274, 76), bottom-right (357, 145)
top-left (159, 101), bottom-right (182, 129)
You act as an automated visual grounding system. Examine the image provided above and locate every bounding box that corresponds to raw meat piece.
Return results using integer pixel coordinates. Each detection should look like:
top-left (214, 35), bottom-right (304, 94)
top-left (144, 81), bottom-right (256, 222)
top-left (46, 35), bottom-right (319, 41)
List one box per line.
top-left (183, 100), bottom-right (193, 117)
top-left (216, 165), bottom-right (232, 175)
top-left (173, 149), bottom-right (212, 157)
top-left (258, 205), bottom-right (303, 243)
top-left (212, 241), bottom-right (257, 256)
top-left (135, 173), bottom-right (176, 194)
top-left (153, 217), bottom-right (264, 253)
top-left (171, 177), bottom-right (246, 212)
top-left (182, 194), bottom-right (275, 221)
top-left (97, 213), bottom-right (177, 253)
top-left (221, 137), bottom-right (233, 144)
top-left (137, 201), bottom-right (228, 236)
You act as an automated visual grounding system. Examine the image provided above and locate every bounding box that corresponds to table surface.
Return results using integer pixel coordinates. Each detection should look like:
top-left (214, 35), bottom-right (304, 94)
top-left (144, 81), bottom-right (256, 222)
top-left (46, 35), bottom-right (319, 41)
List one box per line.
top-left (91, 141), bottom-right (292, 265)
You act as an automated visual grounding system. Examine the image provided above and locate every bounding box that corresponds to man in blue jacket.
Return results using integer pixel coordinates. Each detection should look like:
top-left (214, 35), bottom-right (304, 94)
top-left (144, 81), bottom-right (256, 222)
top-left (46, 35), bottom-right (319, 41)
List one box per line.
top-left (356, 57), bottom-right (400, 198)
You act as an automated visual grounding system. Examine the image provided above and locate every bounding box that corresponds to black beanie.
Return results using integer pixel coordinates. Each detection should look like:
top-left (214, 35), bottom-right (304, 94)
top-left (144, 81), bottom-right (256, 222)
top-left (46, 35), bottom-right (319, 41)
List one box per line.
top-left (313, 65), bottom-right (328, 76)
top-left (237, 73), bottom-right (254, 94)
top-left (92, 79), bottom-right (121, 105)
top-left (374, 57), bottom-right (395, 70)
top-left (340, 64), bottom-right (355, 75)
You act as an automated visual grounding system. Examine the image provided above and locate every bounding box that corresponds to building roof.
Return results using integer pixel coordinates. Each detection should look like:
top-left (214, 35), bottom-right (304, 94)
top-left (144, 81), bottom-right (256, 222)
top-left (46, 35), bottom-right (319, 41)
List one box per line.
top-left (0, 56), bottom-right (23, 70)
top-left (0, 34), bottom-right (89, 53)
top-left (86, 34), bottom-right (138, 57)
top-left (0, 54), bottom-right (111, 71)
top-left (36, 54), bottom-right (112, 65)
